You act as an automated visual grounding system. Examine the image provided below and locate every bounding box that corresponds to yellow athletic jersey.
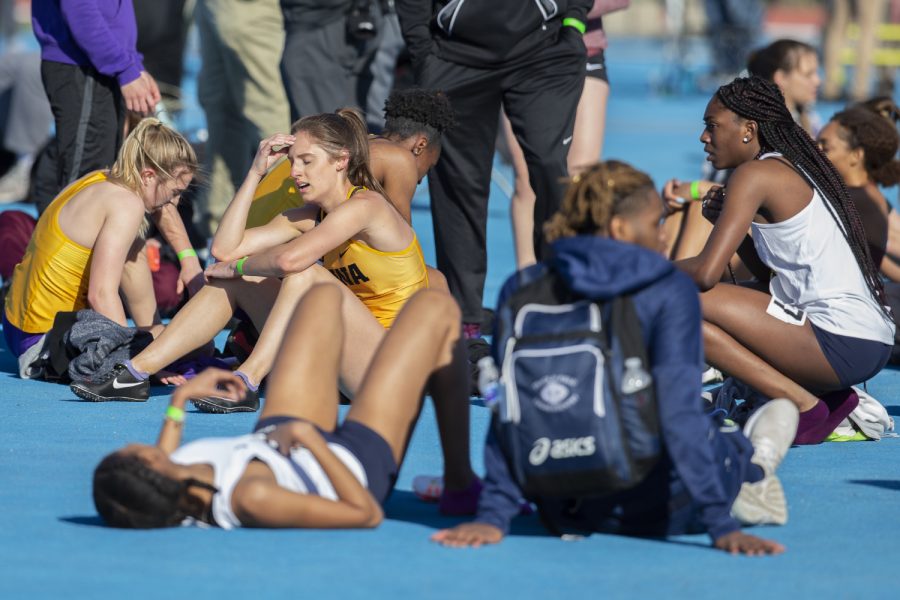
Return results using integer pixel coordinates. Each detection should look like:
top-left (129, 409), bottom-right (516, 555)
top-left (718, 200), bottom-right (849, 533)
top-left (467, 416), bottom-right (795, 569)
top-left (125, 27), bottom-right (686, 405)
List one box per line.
top-left (4, 172), bottom-right (104, 333)
top-left (323, 234), bottom-right (429, 328)
top-left (319, 186), bottom-right (428, 327)
top-left (246, 159), bottom-right (302, 228)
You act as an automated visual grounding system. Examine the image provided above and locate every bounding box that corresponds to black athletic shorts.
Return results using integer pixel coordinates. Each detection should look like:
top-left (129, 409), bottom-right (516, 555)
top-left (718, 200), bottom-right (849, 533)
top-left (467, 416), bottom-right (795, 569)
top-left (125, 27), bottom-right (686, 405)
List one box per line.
top-left (586, 49), bottom-right (608, 83)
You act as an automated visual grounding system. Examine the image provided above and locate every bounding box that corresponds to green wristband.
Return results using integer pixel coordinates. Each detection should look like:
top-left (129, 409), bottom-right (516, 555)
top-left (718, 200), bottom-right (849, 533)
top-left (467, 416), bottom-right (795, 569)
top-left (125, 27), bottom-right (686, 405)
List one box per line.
top-left (235, 256), bottom-right (248, 276)
top-left (562, 17), bottom-right (586, 34)
top-left (165, 405), bottom-right (185, 424)
top-left (177, 248), bottom-right (197, 261)
top-left (690, 181), bottom-right (701, 201)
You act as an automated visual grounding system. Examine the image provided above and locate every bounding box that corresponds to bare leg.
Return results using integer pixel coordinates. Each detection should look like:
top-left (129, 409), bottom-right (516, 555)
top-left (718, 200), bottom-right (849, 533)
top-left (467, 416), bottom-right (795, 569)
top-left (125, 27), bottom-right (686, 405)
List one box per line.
top-left (131, 277), bottom-right (281, 374)
top-left (240, 264), bottom-right (387, 394)
top-left (567, 77), bottom-right (609, 174)
top-left (662, 209), bottom-right (686, 259)
top-left (346, 289), bottom-right (474, 486)
top-left (426, 265), bottom-right (449, 293)
top-left (501, 112), bottom-right (537, 269)
top-left (426, 332), bottom-right (473, 491)
top-left (138, 263), bottom-right (383, 393)
top-left (259, 283), bottom-right (342, 430)
top-left (700, 283), bottom-right (841, 412)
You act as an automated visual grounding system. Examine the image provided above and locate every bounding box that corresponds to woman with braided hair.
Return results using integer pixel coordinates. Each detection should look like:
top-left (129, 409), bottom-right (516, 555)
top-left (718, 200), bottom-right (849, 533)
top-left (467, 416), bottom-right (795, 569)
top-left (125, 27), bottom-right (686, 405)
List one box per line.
top-left (93, 284), bottom-right (478, 529)
top-left (678, 76), bottom-right (895, 445)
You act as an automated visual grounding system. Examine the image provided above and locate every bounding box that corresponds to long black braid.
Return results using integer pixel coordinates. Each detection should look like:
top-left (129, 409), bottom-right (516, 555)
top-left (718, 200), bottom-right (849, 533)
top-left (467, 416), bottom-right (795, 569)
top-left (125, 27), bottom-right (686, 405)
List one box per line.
top-left (93, 453), bottom-right (217, 528)
top-left (716, 76), bottom-right (889, 314)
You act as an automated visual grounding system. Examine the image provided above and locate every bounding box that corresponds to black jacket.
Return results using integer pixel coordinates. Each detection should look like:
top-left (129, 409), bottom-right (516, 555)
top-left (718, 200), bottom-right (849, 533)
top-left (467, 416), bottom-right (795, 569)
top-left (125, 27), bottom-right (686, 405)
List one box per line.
top-left (396, 0), bottom-right (592, 68)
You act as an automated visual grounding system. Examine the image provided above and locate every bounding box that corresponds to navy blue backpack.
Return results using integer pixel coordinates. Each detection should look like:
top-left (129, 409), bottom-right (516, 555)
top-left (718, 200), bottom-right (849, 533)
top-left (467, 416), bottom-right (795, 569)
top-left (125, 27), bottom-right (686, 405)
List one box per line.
top-left (492, 269), bottom-right (661, 503)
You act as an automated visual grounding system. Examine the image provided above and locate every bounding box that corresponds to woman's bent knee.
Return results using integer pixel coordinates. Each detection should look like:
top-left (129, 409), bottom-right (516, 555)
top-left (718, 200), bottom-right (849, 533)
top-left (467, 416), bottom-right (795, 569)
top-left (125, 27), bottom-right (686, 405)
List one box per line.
top-left (410, 289), bottom-right (461, 324)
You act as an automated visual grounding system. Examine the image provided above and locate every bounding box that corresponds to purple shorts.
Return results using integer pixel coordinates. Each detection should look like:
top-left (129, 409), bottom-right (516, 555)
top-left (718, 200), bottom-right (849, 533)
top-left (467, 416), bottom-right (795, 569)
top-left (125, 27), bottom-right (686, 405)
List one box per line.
top-left (2, 310), bottom-right (44, 358)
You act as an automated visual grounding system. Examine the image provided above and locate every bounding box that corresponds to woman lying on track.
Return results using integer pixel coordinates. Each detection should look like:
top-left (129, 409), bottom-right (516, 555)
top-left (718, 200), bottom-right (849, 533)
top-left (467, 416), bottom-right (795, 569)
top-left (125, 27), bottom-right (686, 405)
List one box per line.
top-left (93, 285), bottom-right (480, 529)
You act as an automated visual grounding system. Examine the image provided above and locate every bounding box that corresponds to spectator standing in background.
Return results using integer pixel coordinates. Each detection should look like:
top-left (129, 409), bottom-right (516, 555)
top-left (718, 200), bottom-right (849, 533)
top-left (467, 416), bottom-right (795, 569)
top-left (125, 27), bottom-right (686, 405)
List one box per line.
top-left (30, 0), bottom-right (161, 215)
top-left (396, 0), bottom-right (591, 339)
top-left (823, 0), bottom-right (890, 101)
top-left (703, 0), bottom-right (764, 84)
top-left (280, 0), bottom-right (384, 123)
top-left (501, 0), bottom-right (626, 270)
top-left (195, 0), bottom-right (290, 236)
top-left (0, 51), bottom-right (52, 203)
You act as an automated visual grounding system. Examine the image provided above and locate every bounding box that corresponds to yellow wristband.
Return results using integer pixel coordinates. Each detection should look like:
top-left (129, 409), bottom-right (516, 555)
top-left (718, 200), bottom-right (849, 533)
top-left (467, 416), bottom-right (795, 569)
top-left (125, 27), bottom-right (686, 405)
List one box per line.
top-left (562, 17), bottom-right (586, 34)
top-left (235, 256), bottom-right (248, 276)
top-left (690, 181), bottom-right (701, 201)
top-left (165, 405), bottom-right (185, 423)
top-left (177, 248), bottom-right (197, 261)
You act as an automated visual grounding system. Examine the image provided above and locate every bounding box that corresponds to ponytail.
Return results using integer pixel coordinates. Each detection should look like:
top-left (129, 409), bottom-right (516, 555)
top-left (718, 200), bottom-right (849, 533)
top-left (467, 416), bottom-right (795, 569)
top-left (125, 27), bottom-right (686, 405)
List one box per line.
top-left (291, 108), bottom-right (390, 201)
top-left (107, 118), bottom-right (198, 193)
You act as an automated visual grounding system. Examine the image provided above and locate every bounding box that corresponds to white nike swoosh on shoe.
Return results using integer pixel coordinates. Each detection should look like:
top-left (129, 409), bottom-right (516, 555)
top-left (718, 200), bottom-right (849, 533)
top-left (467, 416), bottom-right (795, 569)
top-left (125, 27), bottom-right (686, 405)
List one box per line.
top-left (112, 379), bottom-right (144, 389)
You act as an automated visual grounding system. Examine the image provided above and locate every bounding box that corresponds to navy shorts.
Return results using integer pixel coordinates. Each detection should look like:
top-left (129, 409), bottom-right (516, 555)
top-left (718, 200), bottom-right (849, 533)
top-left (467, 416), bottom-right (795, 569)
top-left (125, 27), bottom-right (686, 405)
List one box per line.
top-left (254, 415), bottom-right (398, 505)
top-left (811, 323), bottom-right (892, 388)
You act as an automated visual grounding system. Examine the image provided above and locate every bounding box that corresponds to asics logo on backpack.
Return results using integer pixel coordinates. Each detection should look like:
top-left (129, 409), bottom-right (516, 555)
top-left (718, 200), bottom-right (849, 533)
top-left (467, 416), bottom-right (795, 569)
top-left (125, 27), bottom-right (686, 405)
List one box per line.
top-left (528, 436), bottom-right (597, 466)
top-left (534, 374), bottom-right (579, 412)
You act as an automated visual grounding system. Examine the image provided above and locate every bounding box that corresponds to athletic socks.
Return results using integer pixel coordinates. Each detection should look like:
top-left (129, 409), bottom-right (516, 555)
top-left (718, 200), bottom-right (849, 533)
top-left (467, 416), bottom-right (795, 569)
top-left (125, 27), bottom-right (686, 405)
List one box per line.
top-left (439, 476), bottom-right (484, 516)
top-left (819, 388), bottom-right (860, 438)
top-left (123, 360), bottom-right (149, 382)
top-left (793, 400), bottom-right (829, 445)
top-left (793, 390), bottom-right (860, 445)
top-left (234, 370), bottom-right (259, 392)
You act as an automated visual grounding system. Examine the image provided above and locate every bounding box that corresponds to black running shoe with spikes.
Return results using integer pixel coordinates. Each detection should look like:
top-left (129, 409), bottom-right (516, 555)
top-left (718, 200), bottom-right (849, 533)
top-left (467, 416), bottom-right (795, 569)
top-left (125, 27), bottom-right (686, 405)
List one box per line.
top-left (70, 364), bottom-right (149, 402)
top-left (191, 386), bottom-right (260, 414)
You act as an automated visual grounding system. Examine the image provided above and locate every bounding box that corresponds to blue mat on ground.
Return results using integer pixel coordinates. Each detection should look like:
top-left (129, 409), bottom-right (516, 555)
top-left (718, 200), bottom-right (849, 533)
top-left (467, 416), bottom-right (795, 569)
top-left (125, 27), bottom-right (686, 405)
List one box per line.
top-left (2, 37), bottom-right (900, 599)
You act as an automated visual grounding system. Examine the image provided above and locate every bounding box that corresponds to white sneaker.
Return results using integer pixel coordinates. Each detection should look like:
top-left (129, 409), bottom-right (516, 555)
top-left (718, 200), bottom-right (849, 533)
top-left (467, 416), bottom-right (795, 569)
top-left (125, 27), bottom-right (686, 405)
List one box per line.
top-left (743, 398), bottom-right (799, 477)
top-left (702, 365), bottom-right (724, 385)
top-left (0, 159), bottom-right (30, 203)
top-left (731, 398), bottom-right (799, 526)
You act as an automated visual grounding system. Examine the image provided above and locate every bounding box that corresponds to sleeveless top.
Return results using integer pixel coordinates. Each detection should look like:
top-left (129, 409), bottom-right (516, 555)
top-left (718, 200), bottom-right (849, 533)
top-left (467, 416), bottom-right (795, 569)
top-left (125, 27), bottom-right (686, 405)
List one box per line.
top-left (750, 153), bottom-right (894, 344)
top-left (321, 186), bottom-right (429, 328)
top-left (4, 171), bottom-right (105, 334)
top-left (170, 433), bottom-right (367, 530)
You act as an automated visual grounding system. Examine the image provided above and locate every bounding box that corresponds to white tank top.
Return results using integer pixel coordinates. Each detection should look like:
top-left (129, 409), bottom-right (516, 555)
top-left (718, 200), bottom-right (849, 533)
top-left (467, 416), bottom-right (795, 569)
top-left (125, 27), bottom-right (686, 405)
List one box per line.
top-left (170, 433), bottom-right (367, 530)
top-left (750, 153), bottom-right (894, 344)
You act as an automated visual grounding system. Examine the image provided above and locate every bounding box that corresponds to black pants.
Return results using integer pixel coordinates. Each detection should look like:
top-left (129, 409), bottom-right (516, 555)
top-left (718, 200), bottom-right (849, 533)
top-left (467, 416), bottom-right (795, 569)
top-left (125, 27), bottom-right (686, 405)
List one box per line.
top-left (280, 11), bottom-right (383, 121)
top-left (31, 61), bottom-right (124, 214)
top-left (134, 0), bottom-right (189, 95)
top-left (418, 28), bottom-right (585, 324)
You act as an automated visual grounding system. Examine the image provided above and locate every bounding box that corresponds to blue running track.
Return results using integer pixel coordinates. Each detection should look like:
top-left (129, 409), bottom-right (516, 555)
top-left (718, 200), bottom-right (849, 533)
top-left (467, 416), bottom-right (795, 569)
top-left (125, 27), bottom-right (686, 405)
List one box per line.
top-left (1, 37), bottom-right (899, 599)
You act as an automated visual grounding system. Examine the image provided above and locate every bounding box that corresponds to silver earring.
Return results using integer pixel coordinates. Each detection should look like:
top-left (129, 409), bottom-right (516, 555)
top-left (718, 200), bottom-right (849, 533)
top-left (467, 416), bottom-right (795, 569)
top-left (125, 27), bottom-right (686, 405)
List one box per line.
top-left (742, 136), bottom-right (750, 143)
